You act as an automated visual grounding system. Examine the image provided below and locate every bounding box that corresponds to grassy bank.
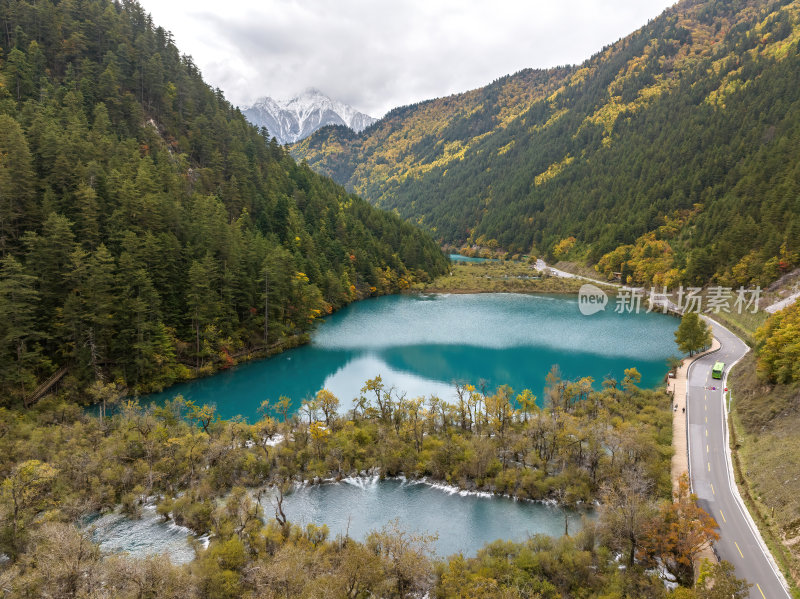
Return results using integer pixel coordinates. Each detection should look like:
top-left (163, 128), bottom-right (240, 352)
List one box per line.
top-left (728, 353), bottom-right (800, 593)
top-left (710, 310), bottom-right (767, 347)
top-left (423, 261), bottom-right (596, 294)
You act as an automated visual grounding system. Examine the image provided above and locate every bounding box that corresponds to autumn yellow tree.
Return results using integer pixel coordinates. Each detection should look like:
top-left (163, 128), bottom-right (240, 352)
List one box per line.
top-left (314, 388), bottom-right (340, 427)
top-left (756, 301), bottom-right (800, 383)
top-left (0, 460), bottom-right (58, 558)
top-left (309, 422), bottom-right (331, 459)
top-left (516, 388), bottom-right (538, 422)
top-left (553, 236), bottom-right (577, 259)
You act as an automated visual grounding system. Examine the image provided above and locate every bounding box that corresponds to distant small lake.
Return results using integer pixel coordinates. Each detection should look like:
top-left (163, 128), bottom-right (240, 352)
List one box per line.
top-left (449, 253), bottom-right (495, 263)
top-left (147, 293), bottom-right (679, 421)
top-left (276, 477), bottom-right (589, 557)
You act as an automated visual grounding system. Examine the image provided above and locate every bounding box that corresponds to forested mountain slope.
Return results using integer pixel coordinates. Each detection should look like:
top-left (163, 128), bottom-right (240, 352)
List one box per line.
top-left (294, 0), bottom-right (800, 287)
top-left (0, 0), bottom-right (448, 401)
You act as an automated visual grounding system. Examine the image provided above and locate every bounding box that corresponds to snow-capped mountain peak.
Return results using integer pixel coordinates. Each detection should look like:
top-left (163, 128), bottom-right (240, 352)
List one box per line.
top-left (243, 89), bottom-right (377, 144)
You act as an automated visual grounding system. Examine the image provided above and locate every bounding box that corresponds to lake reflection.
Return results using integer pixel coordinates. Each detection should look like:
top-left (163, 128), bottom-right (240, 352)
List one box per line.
top-left (146, 293), bottom-right (678, 420)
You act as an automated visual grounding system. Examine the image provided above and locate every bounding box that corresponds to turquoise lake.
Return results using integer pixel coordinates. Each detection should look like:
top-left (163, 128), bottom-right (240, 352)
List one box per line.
top-left (448, 253), bottom-right (494, 263)
top-left (147, 293), bottom-right (679, 421)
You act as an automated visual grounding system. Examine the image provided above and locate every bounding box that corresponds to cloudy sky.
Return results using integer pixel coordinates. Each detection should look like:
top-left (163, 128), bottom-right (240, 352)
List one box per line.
top-left (137, 0), bottom-right (677, 117)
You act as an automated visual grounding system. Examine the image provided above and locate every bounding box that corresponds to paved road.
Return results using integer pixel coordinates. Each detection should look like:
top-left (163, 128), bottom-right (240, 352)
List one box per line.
top-left (688, 319), bottom-right (791, 598)
top-left (538, 260), bottom-right (792, 596)
top-left (765, 290), bottom-right (800, 314)
top-left (535, 259), bottom-right (621, 287)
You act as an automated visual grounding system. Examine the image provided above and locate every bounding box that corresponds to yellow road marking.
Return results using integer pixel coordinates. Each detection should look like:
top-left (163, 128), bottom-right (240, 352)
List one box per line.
top-left (756, 583), bottom-right (766, 599)
top-left (707, 444), bottom-right (709, 453)
top-left (720, 510), bottom-right (726, 523)
top-left (708, 462), bottom-right (711, 472)
top-left (711, 483), bottom-right (715, 495)
top-left (705, 429), bottom-right (708, 437)
top-left (735, 541), bottom-right (743, 558)
top-left (705, 416), bottom-right (708, 423)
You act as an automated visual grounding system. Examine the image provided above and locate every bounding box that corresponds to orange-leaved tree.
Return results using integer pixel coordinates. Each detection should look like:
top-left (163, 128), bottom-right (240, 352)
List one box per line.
top-left (640, 473), bottom-right (719, 586)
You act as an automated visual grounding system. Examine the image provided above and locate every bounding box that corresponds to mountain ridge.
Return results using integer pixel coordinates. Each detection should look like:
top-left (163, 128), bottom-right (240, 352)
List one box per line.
top-left (243, 89), bottom-right (377, 144)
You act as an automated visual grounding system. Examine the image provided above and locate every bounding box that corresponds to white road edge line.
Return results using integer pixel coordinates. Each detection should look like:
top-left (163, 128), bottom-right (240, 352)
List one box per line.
top-left (707, 316), bottom-right (792, 597)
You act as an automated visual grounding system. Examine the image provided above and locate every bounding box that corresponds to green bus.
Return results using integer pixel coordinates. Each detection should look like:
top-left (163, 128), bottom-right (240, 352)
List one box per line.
top-left (712, 362), bottom-right (725, 379)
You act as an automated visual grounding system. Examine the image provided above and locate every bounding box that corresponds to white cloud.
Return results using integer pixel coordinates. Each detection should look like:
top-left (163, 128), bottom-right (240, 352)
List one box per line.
top-left (137, 0), bottom-right (676, 117)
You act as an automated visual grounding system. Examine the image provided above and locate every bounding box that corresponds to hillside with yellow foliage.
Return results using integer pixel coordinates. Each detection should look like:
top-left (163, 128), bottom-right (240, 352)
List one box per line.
top-left (294, 0), bottom-right (800, 288)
